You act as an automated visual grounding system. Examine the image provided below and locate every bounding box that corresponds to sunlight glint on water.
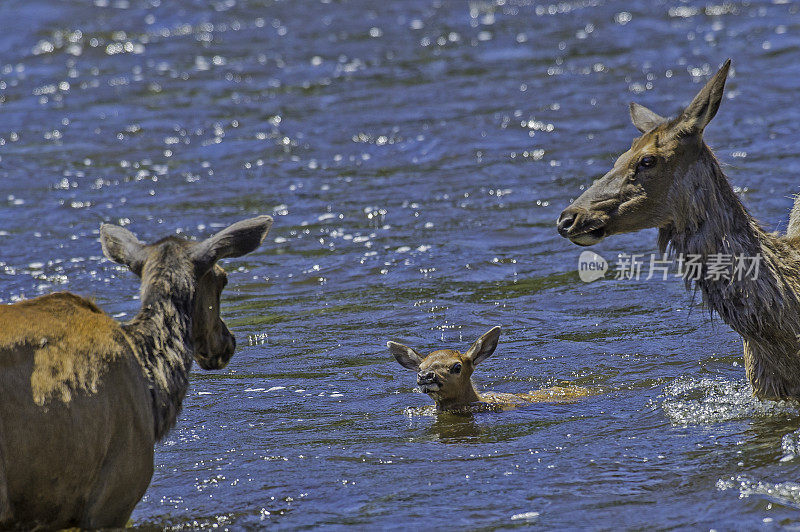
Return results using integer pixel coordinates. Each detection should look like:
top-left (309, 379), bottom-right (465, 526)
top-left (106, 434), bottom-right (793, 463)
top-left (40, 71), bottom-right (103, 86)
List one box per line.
top-left (1, 0), bottom-right (800, 528)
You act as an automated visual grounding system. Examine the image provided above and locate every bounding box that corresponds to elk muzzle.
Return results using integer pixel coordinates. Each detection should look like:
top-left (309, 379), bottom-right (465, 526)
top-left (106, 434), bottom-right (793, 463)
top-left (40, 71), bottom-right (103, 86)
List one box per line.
top-left (195, 321), bottom-right (236, 370)
top-left (417, 371), bottom-right (441, 393)
top-left (557, 205), bottom-right (609, 246)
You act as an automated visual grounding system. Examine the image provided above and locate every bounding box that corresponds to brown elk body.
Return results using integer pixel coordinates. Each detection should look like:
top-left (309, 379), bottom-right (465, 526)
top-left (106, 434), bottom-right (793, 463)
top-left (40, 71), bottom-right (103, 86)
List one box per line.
top-left (389, 327), bottom-right (588, 411)
top-left (0, 216), bottom-right (272, 529)
top-left (557, 59), bottom-right (800, 401)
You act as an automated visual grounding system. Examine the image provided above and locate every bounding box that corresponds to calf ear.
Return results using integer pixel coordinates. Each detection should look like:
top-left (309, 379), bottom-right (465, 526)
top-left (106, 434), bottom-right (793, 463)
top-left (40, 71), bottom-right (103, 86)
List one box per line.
top-left (388, 341), bottom-right (424, 371)
top-left (465, 326), bottom-right (501, 366)
top-left (191, 216), bottom-right (273, 273)
top-left (100, 224), bottom-right (147, 276)
top-left (630, 103), bottom-right (666, 133)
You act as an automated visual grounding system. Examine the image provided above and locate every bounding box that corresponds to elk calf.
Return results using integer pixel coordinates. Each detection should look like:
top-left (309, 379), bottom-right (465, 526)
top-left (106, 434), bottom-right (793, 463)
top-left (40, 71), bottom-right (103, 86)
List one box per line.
top-left (0, 216), bottom-right (272, 529)
top-left (389, 327), bottom-right (589, 411)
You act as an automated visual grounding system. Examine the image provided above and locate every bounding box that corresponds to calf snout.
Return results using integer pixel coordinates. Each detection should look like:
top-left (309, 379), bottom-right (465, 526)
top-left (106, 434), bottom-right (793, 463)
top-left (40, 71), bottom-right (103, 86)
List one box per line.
top-left (417, 371), bottom-right (440, 386)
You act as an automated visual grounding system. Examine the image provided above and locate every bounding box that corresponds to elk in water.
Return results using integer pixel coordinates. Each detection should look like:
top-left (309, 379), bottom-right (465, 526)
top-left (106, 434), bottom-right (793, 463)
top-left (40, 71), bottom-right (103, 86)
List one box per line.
top-left (557, 59), bottom-right (800, 401)
top-left (389, 326), bottom-right (590, 411)
top-left (0, 216), bottom-right (272, 529)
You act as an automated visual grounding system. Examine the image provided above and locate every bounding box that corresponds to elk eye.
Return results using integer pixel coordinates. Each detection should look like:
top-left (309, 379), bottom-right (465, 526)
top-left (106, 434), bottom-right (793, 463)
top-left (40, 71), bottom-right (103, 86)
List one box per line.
top-left (450, 363), bottom-right (462, 374)
top-left (638, 155), bottom-right (657, 170)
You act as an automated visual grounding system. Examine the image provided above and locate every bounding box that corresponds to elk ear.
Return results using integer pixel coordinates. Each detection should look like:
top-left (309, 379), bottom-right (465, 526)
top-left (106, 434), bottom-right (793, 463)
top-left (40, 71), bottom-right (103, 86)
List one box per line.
top-left (629, 103), bottom-right (666, 133)
top-left (464, 326), bottom-right (501, 366)
top-left (100, 224), bottom-right (148, 276)
top-left (677, 59), bottom-right (731, 136)
top-left (388, 341), bottom-right (424, 371)
top-left (191, 215), bottom-right (273, 274)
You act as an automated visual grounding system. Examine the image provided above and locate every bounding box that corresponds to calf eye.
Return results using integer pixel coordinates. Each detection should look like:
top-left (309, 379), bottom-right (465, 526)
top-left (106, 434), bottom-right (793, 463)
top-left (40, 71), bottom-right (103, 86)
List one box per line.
top-left (450, 363), bottom-right (462, 374)
top-left (637, 155), bottom-right (657, 170)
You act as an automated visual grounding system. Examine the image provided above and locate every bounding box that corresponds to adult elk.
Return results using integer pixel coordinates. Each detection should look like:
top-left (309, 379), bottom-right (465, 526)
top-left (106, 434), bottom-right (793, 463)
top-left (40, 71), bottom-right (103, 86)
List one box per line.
top-left (557, 59), bottom-right (800, 401)
top-left (0, 216), bottom-right (272, 528)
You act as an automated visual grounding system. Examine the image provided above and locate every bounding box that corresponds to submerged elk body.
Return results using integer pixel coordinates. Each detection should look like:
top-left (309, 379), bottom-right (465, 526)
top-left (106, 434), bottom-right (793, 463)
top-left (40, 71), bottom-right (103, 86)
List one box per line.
top-left (0, 216), bottom-right (272, 529)
top-left (557, 59), bottom-right (800, 400)
top-left (389, 327), bottom-right (588, 410)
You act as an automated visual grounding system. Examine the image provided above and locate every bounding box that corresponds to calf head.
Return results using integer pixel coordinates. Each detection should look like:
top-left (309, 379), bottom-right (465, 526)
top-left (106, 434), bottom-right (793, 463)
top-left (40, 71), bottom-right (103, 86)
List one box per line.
top-left (388, 326), bottom-right (501, 406)
top-left (99, 216), bottom-right (273, 370)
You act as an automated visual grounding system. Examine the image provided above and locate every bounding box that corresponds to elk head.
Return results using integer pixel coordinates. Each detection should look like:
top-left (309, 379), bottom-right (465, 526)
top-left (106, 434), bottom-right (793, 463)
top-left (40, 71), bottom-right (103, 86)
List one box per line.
top-left (388, 326), bottom-right (501, 409)
top-left (100, 216), bottom-right (273, 370)
top-left (557, 60), bottom-right (731, 245)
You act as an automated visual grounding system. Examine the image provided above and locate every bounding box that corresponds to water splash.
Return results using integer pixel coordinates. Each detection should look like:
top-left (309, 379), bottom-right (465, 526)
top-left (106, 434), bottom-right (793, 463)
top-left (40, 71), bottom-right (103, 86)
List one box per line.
top-left (403, 405), bottom-right (437, 417)
top-left (659, 376), bottom-right (799, 425)
top-left (717, 475), bottom-right (800, 510)
top-left (780, 430), bottom-right (800, 462)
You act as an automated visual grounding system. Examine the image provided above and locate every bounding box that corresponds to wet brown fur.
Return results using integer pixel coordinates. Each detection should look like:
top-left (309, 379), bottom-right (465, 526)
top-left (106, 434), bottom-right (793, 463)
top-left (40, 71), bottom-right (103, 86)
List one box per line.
top-left (0, 293), bottom-right (126, 406)
top-left (0, 216), bottom-right (272, 529)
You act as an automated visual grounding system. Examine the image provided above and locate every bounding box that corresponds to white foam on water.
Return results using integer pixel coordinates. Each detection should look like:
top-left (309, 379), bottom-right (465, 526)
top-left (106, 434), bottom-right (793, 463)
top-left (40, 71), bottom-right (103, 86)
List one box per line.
top-left (403, 405), bottom-right (437, 417)
top-left (659, 376), bottom-right (799, 425)
top-left (780, 430), bottom-right (800, 462)
top-left (510, 511), bottom-right (540, 521)
top-left (717, 475), bottom-right (800, 509)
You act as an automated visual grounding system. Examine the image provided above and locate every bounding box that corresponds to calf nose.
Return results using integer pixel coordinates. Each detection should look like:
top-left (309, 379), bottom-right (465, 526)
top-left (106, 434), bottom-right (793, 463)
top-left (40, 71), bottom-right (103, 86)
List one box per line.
top-left (557, 208), bottom-right (578, 237)
top-left (417, 371), bottom-right (435, 384)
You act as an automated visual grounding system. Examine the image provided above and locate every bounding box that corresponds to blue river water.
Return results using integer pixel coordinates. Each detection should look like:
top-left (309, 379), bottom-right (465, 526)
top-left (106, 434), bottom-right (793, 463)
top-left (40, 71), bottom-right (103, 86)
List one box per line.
top-left (2, 0), bottom-right (800, 529)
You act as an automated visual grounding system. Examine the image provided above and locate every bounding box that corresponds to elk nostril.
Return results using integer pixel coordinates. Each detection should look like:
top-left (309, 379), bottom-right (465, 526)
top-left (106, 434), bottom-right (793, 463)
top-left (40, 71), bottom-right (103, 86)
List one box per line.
top-left (557, 211), bottom-right (577, 236)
